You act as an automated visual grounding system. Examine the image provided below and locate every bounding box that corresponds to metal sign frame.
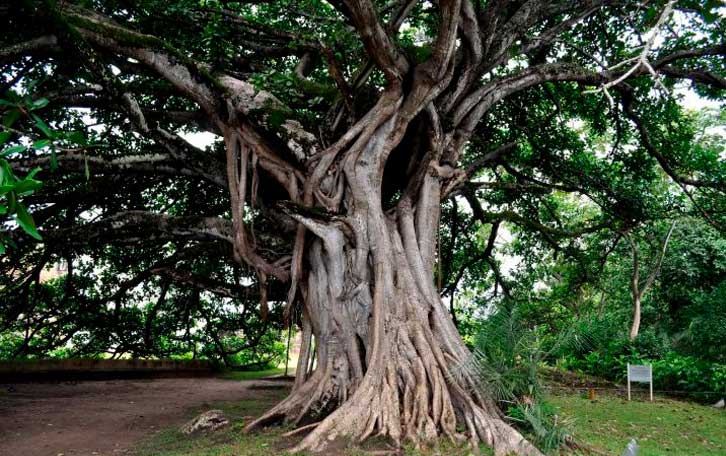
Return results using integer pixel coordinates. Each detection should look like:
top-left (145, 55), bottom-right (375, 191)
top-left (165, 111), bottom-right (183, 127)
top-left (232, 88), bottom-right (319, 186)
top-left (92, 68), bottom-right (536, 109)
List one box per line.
top-left (627, 363), bottom-right (653, 401)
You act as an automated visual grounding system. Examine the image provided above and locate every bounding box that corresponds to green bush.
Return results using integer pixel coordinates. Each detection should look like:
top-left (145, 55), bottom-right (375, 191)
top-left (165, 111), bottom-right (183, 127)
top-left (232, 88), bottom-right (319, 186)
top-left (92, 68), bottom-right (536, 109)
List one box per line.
top-left (651, 353), bottom-right (726, 399)
top-left (0, 333), bottom-right (24, 359)
top-left (462, 306), bottom-right (581, 452)
top-left (675, 281), bottom-right (726, 363)
top-left (507, 401), bottom-right (573, 452)
top-left (563, 329), bottom-right (726, 400)
top-left (214, 332), bottom-right (286, 369)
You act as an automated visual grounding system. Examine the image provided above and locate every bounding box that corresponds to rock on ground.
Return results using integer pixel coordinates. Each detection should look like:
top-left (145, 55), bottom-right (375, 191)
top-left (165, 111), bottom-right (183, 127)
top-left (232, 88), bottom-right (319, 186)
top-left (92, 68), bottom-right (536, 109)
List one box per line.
top-left (180, 409), bottom-right (229, 435)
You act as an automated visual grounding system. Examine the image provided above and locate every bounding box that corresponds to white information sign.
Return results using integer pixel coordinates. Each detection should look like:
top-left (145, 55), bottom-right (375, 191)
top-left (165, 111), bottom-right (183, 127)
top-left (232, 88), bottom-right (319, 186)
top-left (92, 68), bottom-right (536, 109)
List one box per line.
top-left (627, 363), bottom-right (653, 401)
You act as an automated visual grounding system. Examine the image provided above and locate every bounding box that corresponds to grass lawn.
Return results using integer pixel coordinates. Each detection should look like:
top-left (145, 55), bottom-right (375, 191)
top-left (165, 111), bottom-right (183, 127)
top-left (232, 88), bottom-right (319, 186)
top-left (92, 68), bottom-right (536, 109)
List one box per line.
top-left (550, 392), bottom-right (726, 455)
top-left (137, 370), bottom-right (724, 455)
top-left (219, 367), bottom-right (288, 381)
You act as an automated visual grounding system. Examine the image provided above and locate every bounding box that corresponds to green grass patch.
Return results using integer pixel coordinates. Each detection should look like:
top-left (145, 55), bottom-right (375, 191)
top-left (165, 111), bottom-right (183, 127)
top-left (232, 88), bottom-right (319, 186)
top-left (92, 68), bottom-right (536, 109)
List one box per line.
top-left (138, 424), bottom-right (490, 456)
top-left (550, 392), bottom-right (726, 455)
top-left (219, 367), bottom-right (287, 381)
top-left (138, 370), bottom-right (725, 455)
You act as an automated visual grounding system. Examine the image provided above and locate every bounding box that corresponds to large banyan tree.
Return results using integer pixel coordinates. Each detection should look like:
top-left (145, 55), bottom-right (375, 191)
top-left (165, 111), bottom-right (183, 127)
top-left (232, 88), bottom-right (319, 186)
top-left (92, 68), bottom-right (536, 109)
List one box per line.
top-left (1, 0), bottom-right (725, 453)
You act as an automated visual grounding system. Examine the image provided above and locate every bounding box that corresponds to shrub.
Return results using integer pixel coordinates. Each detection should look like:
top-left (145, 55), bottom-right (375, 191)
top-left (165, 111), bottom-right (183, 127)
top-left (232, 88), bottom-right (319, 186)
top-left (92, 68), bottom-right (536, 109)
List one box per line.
top-left (507, 401), bottom-right (573, 452)
top-left (458, 305), bottom-right (580, 453)
top-left (199, 331), bottom-right (286, 369)
top-left (675, 281), bottom-right (726, 363)
top-left (651, 353), bottom-right (726, 400)
top-left (563, 329), bottom-right (725, 401)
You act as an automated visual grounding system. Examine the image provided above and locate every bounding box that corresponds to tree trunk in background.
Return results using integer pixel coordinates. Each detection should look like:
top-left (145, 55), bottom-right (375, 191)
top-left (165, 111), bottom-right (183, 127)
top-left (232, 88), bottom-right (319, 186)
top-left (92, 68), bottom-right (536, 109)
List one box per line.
top-left (627, 221), bottom-right (676, 341)
top-left (629, 295), bottom-right (641, 342)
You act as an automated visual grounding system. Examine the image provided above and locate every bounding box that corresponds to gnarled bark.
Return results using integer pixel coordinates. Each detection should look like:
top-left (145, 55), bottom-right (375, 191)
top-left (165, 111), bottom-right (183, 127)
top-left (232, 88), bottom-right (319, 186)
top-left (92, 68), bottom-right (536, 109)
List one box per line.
top-left (243, 107), bottom-right (541, 455)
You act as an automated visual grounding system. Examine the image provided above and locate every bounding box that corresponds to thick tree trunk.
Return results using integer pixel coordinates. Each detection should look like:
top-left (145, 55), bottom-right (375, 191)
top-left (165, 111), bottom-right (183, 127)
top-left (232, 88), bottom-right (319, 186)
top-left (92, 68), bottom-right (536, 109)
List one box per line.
top-left (243, 113), bottom-right (541, 455)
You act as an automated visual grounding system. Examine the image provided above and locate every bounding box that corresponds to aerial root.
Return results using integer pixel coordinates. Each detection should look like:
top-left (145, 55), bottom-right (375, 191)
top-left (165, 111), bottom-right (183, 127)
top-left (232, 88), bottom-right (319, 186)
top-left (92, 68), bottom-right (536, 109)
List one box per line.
top-left (243, 369), bottom-right (329, 432)
top-left (246, 266), bottom-right (541, 455)
top-left (245, 328), bottom-right (542, 455)
top-left (281, 422), bottom-right (320, 438)
top-left (462, 405), bottom-right (544, 456)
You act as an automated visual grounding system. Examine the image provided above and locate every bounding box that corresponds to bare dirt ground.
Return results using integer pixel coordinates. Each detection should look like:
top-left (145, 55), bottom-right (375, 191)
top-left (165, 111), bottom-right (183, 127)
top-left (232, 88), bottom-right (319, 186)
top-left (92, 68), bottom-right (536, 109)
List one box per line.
top-left (0, 377), bottom-right (255, 456)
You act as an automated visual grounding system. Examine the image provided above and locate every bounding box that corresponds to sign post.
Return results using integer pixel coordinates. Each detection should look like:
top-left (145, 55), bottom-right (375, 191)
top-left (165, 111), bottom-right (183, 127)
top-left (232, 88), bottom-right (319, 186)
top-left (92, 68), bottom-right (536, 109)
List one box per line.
top-left (627, 364), bottom-right (653, 401)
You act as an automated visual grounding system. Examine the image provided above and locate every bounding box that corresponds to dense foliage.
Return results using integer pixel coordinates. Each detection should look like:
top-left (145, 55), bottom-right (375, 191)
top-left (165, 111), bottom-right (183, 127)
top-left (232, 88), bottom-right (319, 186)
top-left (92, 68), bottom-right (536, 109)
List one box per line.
top-left (0, 274), bottom-right (286, 366)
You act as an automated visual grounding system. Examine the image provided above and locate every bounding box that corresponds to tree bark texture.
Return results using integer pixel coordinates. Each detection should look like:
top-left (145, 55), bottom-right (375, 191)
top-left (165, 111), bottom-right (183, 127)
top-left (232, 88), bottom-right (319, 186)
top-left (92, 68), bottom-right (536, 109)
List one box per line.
top-left (237, 103), bottom-right (540, 455)
top-left (627, 221), bottom-right (676, 341)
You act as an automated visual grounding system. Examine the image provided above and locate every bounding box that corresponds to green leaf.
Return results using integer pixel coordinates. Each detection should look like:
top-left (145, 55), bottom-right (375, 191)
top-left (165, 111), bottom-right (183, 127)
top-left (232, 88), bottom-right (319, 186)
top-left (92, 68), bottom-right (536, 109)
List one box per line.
top-left (31, 113), bottom-right (53, 138)
top-left (26, 167), bottom-right (41, 180)
top-left (65, 131), bottom-right (86, 145)
top-left (30, 98), bottom-right (49, 110)
top-left (0, 204), bottom-right (6, 215)
top-left (3, 91), bottom-right (20, 103)
top-left (15, 204), bottom-right (42, 241)
top-left (13, 178), bottom-right (42, 194)
top-left (0, 131), bottom-right (11, 146)
top-left (7, 191), bottom-right (16, 217)
top-left (0, 242), bottom-right (5, 255)
top-left (32, 139), bottom-right (51, 149)
top-left (2, 144), bottom-right (27, 156)
top-left (0, 160), bottom-right (12, 185)
top-left (2, 109), bottom-right (21, 127)
top-left (50, 149), bottom-right (58, 171)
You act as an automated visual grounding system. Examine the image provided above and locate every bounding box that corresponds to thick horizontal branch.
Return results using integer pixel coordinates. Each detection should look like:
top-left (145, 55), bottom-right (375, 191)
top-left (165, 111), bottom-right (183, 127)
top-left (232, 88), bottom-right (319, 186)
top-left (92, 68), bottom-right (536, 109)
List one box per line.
top-left (653, 44), bottom-right (726, 68)
top-left (659, 66), bottom-right (726, 89)
top-left (12, 151), bottom-right (226, 187)
top-left (443, 142), bottom-right (517, 196)
top-left (63, 8), bottom-right (224, 115)
top-left (453, 62), bottom-right (605, 130)
top-left (451, 43), bottom-right (726, 154)
top-left (38, 211), bottom-right (234, 247)
top-left (64, 7), bottom-right (320, 161)
top-left (0, 35), bottom-right (59, 64)
top-left (151, 267), bottom-right (284, 301)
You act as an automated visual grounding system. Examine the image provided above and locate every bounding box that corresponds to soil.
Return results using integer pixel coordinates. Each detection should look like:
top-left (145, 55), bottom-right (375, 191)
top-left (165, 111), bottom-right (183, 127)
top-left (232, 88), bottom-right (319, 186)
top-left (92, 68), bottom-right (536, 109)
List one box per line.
top-left (0, 377), bottom-right (259, 456)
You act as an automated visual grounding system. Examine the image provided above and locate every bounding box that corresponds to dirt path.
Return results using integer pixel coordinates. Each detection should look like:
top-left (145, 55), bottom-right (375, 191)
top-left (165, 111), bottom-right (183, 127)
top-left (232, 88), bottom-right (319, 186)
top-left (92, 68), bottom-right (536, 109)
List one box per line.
top-left (0, 377), bottom-right (258, 456)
